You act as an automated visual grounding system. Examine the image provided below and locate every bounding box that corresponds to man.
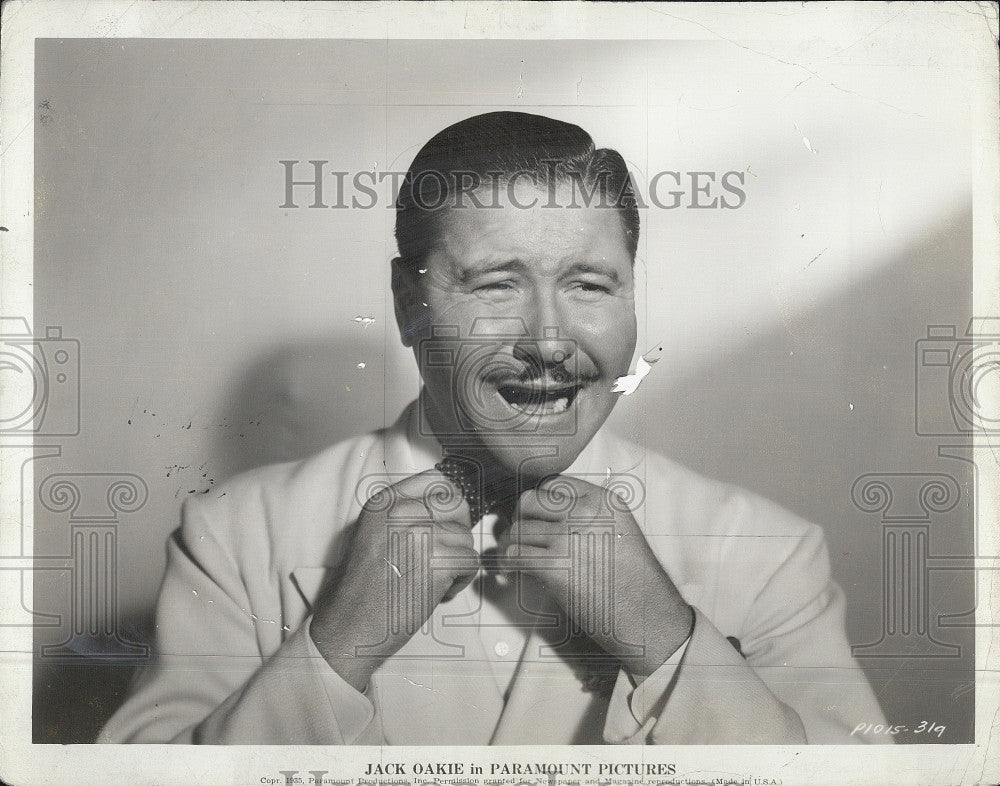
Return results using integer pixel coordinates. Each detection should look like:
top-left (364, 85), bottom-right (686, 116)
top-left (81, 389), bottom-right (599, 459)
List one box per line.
top-left (100, 112), bottom-right (887, 744)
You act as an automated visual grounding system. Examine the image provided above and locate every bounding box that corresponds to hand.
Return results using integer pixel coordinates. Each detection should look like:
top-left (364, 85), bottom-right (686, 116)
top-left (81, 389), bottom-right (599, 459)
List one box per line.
top-left (309, 469), bottom-right (478, 691)
top-left (496, 475), bottom-right (693, 679)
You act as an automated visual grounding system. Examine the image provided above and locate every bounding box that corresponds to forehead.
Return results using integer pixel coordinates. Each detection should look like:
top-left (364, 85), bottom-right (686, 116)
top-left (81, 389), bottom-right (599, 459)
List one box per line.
top-left (430, 181), bottom-right (632, 271)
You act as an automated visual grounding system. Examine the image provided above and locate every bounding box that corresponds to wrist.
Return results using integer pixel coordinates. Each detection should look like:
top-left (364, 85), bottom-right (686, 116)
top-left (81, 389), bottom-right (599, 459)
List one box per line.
top-left (624, 603), bottom-right (695, 680)
top-left (308, 611), bottom-right (379, 693)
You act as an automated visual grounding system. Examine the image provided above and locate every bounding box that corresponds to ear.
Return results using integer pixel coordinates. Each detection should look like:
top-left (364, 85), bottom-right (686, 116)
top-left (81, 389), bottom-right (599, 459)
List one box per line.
top-left (391, 257), bottom-right (427, 347)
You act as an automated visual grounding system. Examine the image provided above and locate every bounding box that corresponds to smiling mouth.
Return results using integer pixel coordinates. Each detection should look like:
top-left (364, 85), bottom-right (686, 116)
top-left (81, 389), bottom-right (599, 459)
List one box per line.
top-left (496, 382), bottom-right (582, 415)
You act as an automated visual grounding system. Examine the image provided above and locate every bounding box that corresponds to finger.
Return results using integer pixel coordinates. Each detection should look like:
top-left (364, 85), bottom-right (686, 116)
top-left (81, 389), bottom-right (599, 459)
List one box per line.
top-left (496, 521), bottom-right (554, 553)
top-left (394, 469), bottom-right (473, 531)
top-left (364, 495), bottom-right (432, 525)
top-left (435, 545), bottom-right (481, 602)
top-left (434, 544), bottom-right (481, 580)
top-left (495, 543), bottom-right (551, 574)
top-left (517, 475), bottom-right (592, 521)
top-left (441, 560), bottom-right (480, 601)
top-left (435, 530), bottom-right (475, 551)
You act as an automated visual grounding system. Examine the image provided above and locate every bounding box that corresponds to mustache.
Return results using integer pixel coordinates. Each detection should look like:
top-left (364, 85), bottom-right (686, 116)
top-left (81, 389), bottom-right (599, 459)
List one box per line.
top-left (456, 341), bottom-right (599, 386)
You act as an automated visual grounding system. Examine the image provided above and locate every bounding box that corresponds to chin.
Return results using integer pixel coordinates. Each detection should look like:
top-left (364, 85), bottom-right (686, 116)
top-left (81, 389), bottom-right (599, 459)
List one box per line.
top-left (473, 425), bottom-right (603, 482)
top-left (479, 442), bottom-right (567, 479)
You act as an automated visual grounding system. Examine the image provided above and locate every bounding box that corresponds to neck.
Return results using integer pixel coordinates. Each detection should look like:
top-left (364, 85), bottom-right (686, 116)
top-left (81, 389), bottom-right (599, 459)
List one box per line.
top-left (435, 449), bottom-right (526, 524)
top-left (421, 393), bottom-right (550, 521)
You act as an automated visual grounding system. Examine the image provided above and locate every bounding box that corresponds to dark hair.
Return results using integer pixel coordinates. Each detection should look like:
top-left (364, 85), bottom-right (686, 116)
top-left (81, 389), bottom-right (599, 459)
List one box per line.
top-left (394, 111), bottom-right (639, 269)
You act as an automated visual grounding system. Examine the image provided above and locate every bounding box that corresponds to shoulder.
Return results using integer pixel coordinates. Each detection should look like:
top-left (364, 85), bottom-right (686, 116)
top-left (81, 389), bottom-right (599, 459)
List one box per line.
top-left (606, 435), bottom-right (834, 628)
top-left (605, 432), bottom-right (821, 542)
top-left (179, 427), bottom-right (389, 564)
top-left (194, 428), bottom-right (383, 513)
top-left (601, 432), bottom-right (827, 582)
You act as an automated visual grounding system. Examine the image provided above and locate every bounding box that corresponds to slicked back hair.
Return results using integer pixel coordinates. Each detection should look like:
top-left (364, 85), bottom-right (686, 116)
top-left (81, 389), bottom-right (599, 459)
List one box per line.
top-left (394, 111), bottom-right (640, 270)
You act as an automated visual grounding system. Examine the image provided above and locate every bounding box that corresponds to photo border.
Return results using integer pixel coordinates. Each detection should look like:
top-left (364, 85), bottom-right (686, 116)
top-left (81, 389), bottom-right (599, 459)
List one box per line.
top-left (1, 2), bottom-right (997, 784)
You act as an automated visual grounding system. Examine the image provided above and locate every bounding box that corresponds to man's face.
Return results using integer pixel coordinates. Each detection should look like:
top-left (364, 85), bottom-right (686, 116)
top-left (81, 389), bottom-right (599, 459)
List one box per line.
top-left (401, 180), bottom-right (637, 479)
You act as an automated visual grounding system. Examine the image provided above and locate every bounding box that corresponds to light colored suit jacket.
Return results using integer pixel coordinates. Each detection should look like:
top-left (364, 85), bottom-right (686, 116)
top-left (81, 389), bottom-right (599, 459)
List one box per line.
top-left (99, 402), bottom-right (887, 744)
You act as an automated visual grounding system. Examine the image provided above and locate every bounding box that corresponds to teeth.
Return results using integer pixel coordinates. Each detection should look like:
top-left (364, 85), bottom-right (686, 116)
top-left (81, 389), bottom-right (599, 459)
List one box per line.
top-left (506, 395), bottom-right (571, 414)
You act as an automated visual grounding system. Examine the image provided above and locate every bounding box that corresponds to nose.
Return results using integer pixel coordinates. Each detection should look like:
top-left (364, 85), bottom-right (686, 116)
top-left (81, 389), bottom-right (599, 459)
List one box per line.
top-left (512, 285), bottom-right (577, 380)
top-left (514, 325), bottom-right (575, 362)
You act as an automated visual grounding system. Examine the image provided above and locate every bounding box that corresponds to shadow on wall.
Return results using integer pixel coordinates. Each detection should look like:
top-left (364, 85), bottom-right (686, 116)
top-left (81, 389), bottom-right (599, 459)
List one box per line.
top-left (217, 332), bottom-right (392, 478)
top-left (610, 204), bottom-right (975, 743)
top-left (33, 207), bottom-right (975, 743)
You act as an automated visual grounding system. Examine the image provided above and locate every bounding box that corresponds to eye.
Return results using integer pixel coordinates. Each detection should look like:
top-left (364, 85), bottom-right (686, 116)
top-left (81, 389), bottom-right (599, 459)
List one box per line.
top-left (474, 280), bottom-right (517, 294)
top-left (570, 281), bottom-right (612, 298)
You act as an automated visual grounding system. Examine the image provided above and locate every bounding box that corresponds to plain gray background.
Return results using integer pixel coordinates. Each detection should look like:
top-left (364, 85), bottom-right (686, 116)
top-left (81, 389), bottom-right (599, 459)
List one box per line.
top-left (30, 38), bottom-right (974, 743)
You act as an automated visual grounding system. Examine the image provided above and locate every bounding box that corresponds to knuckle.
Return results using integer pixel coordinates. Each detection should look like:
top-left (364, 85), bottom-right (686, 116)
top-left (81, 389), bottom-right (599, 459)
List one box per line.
top-left (434, 516), bottom-right (470, 535)
top-left (516, 490), bottom-right (536, 512)
top-left (603, 486), bottom-right (627, 508)
top-left (436, 532), bottom-right (473, 550)
top-left (362, 485), bottom-right (396, 513)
